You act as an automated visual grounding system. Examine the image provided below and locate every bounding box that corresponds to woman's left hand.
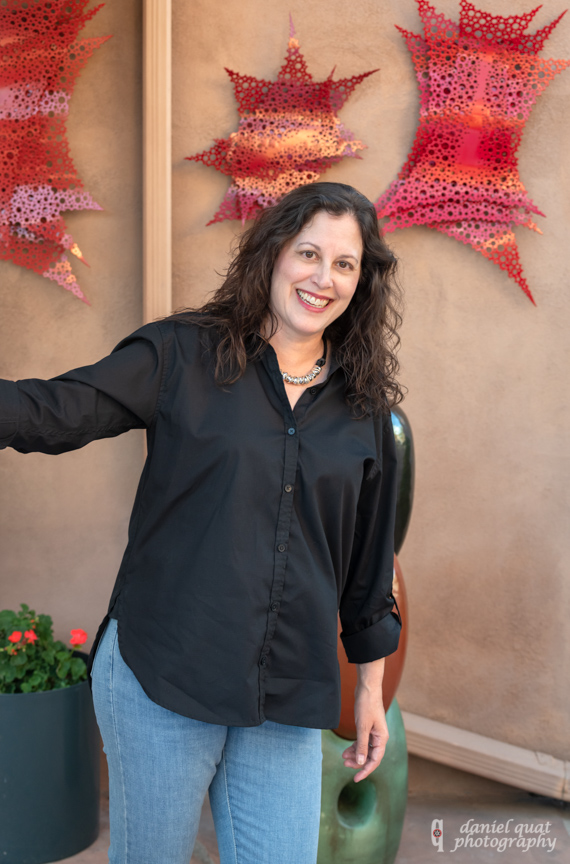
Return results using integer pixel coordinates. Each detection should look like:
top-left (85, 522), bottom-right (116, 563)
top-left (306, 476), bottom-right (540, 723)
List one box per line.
top-left (341, 658), bottom-right (388, 782)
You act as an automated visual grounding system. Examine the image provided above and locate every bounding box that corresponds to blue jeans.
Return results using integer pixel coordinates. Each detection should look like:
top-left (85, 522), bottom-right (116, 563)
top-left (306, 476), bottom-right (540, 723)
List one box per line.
top-left (90, 617), bottom-right (323, 864)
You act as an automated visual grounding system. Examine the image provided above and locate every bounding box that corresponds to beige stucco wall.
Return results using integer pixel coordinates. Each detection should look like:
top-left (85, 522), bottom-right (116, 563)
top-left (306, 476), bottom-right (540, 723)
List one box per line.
top-left (173, 0), bottom-right (570, 759)
top-left (1, 0), bottom-right (568, 763)
top-left (0, 2), bottom-right (143, 648)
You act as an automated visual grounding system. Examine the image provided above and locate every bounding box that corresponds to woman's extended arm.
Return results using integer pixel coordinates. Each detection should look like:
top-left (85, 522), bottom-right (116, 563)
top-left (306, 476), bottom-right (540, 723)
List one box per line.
top-left (0, 322), bottom-right (165, 454)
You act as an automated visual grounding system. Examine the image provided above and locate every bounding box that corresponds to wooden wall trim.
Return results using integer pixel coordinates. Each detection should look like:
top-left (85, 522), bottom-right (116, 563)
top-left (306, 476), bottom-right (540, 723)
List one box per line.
top-left (402, 710), bottom-right (570, 801)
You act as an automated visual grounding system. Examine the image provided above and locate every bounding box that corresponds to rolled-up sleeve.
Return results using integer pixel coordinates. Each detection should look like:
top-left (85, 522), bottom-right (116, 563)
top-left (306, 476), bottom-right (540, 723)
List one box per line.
top-left (339, 411), bottom-right (402, 664)
top-left (0, 322), bottom-right (165, 455)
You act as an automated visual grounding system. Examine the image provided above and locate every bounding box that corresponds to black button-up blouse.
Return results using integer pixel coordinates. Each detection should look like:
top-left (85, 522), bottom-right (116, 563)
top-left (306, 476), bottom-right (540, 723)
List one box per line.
top-left (0, 318), bottom-right (401, 729)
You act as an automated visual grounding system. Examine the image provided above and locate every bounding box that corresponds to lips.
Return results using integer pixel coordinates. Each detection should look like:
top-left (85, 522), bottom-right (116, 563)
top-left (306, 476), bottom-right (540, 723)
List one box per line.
top-left (296, 289), bottom-right (332, 309)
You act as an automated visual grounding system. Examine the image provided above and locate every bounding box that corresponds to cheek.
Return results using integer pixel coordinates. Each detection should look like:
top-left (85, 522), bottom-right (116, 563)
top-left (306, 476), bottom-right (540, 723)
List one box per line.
top-left (272, 260), bottom-right (308, 299)
top-left (285, 258), bottom-right (309, 283)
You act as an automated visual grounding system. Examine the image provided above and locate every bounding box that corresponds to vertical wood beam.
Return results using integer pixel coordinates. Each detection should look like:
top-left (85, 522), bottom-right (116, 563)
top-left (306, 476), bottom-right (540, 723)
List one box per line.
top-left (143, 0), bottom-right (172, 323)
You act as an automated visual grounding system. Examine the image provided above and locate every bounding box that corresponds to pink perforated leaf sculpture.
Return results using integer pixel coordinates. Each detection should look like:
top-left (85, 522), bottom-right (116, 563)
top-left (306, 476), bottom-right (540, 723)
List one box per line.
top-left (375, 1), bottom-right (570, 304)
top-left (187, 21), bottom-right (377, 225)
top-left (0, 1), bottom-right (110, 304)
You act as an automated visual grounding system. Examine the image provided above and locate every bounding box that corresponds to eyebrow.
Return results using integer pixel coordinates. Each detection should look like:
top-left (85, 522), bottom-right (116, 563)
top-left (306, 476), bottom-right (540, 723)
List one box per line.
top-left (296, 241), bottom-right (360, 263)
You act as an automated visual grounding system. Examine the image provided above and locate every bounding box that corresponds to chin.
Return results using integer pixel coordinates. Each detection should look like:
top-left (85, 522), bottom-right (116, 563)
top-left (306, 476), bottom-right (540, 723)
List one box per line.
top-left (291, 317), bottom-right (329, 337)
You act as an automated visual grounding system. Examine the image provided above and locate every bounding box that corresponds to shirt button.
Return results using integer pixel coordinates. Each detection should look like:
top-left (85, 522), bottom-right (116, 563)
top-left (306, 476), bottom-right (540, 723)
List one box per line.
top-left (288, 427), bottom-right (296, 435)
top-left (270, 602), bottom-right (279, 612)
top-left (277, 543), bottom-right (286, 552)
top-left (260, 656), bottom-right (267, 667)
top-left (309, 387), bottom-right (317, 395)
top-left (284, 484), bottom-right (293, 493)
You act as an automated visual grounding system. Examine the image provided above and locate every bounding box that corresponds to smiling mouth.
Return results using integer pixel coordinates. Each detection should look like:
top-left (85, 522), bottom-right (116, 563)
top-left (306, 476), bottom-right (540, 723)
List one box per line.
top-left (296, 289), bottom-right (332, 309)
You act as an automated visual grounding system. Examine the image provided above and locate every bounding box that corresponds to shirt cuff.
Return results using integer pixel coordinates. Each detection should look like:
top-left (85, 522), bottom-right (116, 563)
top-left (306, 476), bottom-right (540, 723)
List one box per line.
top-left (341, 610), bottom-right (402, 664)
top-left (0, 380), bottom-right (19, 449)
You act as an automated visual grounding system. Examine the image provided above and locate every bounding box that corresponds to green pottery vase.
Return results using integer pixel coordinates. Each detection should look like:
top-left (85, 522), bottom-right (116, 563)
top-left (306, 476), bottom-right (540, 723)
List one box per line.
top-left (318, 698), bottom-right (408, 864)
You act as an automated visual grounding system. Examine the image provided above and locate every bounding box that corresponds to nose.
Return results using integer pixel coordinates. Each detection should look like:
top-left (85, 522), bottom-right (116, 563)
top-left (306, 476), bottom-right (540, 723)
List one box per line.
top-left (312, 262), bottom-right (334, 290)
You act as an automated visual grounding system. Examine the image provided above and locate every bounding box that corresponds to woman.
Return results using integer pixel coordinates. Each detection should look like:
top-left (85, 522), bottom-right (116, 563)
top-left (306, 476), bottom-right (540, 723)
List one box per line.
top-left (0, 181), bottom-right (404, 864)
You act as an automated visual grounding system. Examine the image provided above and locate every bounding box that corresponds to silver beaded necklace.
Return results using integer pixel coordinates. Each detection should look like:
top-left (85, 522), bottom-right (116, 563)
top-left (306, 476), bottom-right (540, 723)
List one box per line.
top-left (280, 340), bottom-right (327, 386)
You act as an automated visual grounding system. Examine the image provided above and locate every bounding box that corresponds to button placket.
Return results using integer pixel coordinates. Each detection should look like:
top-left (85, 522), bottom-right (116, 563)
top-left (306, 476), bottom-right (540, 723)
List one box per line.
top-left (257, 414), bottom-right (300, 718)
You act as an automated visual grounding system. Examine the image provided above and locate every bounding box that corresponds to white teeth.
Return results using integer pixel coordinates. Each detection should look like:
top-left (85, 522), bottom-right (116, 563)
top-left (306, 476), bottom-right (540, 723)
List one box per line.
top-left (297, 289), bottom-right (331, 308)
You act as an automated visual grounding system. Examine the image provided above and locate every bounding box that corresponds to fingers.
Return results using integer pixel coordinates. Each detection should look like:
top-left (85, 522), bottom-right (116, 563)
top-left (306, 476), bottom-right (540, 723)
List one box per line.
top-left (341, 731), bottom-right (388, 782)
top-left (353, 743), bottom-right (384, 782)
top-left (355, 727), bottom-right (370, 767)
top-left (342, 745), bottom-right (384, 781)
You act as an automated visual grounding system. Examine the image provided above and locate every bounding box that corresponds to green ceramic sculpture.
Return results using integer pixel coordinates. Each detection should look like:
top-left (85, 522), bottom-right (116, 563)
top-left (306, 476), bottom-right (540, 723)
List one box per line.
top-left (318, 699), bottom-right (408, 864)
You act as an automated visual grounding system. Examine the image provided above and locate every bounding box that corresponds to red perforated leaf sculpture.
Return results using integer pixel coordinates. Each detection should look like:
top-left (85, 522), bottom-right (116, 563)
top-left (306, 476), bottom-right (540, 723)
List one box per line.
top-left (187, 21), bottom-right (377, 225)
top-left (0, 0), bottom-right (109, 304)
top-left (375, 1), bottom-right (570, 303)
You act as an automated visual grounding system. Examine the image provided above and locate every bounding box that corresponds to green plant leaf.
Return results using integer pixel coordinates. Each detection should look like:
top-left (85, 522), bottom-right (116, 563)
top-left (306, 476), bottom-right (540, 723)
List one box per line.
top-left (56, 660), bottom-right (71, 679)
top-left (70, 657), bottom-right (87, 680)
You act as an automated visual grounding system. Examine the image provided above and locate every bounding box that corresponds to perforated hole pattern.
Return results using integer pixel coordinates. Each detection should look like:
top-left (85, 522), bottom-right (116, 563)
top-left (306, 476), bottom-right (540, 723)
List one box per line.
top-left (0, 0), bottom-right (109, 303)
top-left (374, 0), bottom-right (570, 303)
top-left (186, 19), bottom-right (377, 226)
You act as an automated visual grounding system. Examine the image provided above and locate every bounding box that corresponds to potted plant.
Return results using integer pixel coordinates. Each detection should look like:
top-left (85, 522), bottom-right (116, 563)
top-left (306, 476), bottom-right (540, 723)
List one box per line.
top-left (0, 603), bottom-right (100, 864)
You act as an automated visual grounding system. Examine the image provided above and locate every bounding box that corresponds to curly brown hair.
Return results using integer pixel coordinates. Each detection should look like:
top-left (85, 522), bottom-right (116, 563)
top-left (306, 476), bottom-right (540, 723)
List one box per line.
top-left (170, 182), bottom-right (404, 416)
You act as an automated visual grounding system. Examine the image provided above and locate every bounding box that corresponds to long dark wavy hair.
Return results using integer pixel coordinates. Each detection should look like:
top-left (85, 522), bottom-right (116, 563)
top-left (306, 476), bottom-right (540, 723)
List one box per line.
top-left (170, 182), bottom-right (404, 416)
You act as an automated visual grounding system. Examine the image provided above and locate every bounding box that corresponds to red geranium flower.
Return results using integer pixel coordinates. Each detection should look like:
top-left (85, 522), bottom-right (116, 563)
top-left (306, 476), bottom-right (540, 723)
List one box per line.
top-left (8, 631), bottom-right (22, 643)
top-left (69, 629), bottom-right (88, 647)
top-left (24, 630), bottom-right (38, 643)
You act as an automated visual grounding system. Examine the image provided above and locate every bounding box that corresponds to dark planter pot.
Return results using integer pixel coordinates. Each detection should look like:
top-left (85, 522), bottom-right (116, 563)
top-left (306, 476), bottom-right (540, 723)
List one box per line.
top-left (0, 652), bottom-right (100, 864)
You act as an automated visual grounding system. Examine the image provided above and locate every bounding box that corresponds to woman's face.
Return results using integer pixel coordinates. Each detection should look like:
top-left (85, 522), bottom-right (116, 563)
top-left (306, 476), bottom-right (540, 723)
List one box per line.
top-left (268, 210), bottom-right (363, 341)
